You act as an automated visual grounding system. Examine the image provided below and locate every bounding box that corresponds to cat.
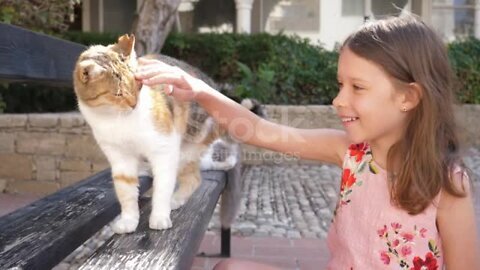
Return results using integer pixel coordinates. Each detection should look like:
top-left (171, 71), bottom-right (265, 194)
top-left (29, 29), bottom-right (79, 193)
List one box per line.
top-left (73, 34), bottom-right (268, 234)
top-left (199, 98), bottom-right (266, 171)
top-left (199, 98), bottom-right (267, 230)
top-left (73, 34), bottom-right (226, 233)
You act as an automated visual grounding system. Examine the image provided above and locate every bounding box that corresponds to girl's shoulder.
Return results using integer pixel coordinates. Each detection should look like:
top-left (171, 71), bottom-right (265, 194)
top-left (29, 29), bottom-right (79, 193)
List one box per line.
top-left (437, 164), bottom-right (473, 220)
top-left (441, 163), bottom-right (472, 195)
top-left (448, 164), bottom-right (471, 193)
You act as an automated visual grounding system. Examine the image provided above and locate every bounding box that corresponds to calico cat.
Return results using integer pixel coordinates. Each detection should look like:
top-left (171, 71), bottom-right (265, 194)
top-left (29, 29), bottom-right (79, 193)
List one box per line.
top-left (73, 34), bottom-right (224, 233)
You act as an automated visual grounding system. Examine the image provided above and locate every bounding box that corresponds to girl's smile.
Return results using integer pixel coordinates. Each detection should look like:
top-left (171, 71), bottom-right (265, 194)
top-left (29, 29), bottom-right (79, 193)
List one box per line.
top-left (339, 116), bottom-right (359, 126)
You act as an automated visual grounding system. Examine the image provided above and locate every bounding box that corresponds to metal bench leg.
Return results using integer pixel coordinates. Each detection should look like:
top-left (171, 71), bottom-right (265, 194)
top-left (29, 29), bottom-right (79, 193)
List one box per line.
top-left (221, 227), bottom-right (231, 257)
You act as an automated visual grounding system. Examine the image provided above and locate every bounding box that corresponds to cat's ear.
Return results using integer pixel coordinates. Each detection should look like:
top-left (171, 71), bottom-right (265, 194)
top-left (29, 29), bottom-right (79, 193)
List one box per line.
top-left (76, 59), bottom-right (107, 84)
top-left (117, 34), bottom-right (135, 57)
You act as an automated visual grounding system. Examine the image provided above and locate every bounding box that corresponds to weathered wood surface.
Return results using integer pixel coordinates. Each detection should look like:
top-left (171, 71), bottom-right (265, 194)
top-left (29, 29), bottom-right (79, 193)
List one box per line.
top-left (0, 23), bottom-right (85, 86)
top-left (0, 170), bottom-right (152, 270)
top-left (79, 170), bottom-right (227, 270)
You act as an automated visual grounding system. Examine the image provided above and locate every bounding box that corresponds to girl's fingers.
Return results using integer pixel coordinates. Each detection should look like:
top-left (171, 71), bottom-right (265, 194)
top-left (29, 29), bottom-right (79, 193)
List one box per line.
top-left (143, 76), bottom-right (196, 101)
top-left (137, 58), bottom-right (178, 72)
top-left (137, 57), bottom-right (164, 65)
top-left (135, 67), bottom-right (163, 79)
top-left (135, 65), bottom-right (177, 79)
top-left (136, 59), bottom-right (196, 101)
top-left (141, 73), bottom-right (188, 88)
top-left (136, 64), bottom-right (186, 80)
top-left (170, 86), bottom-right (197, 101)
top-left (138, 61), bottom-right (172, 71)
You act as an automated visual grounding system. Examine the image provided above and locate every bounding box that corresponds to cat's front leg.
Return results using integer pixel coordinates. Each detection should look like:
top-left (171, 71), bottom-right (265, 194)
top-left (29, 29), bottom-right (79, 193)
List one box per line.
top-left (148, 150), bottom-right (179, 230)
top-left (107, 154), bottom-right (140, 234)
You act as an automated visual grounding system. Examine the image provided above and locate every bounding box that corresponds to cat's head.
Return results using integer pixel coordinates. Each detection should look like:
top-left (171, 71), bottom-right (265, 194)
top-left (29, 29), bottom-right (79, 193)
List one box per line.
top-left (73, 34), bottom-right (141, 110)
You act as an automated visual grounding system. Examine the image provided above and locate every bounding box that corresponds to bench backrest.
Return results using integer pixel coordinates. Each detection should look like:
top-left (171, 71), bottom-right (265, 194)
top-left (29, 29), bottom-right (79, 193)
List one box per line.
top-left (0, 23), bottom-right (85, 86)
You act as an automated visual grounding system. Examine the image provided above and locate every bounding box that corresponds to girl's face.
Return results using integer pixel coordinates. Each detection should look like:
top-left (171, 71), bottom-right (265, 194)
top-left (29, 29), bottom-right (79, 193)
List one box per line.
top-left (333, 48), bottom-right (408, 148)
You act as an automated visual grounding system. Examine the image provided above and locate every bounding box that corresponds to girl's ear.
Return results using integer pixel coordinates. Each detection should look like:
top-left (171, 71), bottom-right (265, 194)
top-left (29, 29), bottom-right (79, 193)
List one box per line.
top-left (401, 82), bottom-right (423, 111)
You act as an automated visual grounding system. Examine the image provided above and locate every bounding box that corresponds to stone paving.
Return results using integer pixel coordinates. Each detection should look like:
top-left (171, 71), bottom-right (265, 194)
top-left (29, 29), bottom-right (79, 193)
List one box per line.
top-left (6, 147), bottom-right (479, 269)
top-left (207, 147), bottom-right (480, 239)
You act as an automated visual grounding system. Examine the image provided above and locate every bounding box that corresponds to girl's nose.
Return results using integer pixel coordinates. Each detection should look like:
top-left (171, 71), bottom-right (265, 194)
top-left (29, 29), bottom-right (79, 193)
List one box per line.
top-left (332, 91), bottom-right (347, 108)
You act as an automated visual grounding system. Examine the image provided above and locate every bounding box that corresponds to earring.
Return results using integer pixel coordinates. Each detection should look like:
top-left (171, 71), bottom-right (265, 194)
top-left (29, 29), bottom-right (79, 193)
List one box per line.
top-left (402, 106), bottom-right (407, 112)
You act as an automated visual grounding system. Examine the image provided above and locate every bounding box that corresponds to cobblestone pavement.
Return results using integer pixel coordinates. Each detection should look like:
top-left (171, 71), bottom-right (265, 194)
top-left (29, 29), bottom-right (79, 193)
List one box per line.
top-left (207, 147), bottom-right (480, 239)
top-left (52, 147), bottom-right (479, 269)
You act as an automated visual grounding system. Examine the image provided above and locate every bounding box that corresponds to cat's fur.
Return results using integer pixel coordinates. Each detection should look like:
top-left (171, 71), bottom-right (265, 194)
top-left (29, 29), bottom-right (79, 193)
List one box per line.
top-left (199, 98), bottom-right (266, 171)
top-left (73, 35), bottom-right (224, 233)
top-left (199, 98), bottom-right (267, 228)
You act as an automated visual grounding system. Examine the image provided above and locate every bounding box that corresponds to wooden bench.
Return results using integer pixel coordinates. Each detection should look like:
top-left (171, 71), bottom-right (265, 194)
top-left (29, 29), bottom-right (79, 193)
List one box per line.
top-left (0, 23), bottom-right (237, 269)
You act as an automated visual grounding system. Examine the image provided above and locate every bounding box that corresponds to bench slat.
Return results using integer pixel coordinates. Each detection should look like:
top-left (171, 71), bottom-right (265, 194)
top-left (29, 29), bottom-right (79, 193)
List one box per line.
top-left (79, 170), bottom-right (226, 270)
top-left (0, 170), bottom-right (152, 270)
top-left (0, 23), bottom-right (85, 87)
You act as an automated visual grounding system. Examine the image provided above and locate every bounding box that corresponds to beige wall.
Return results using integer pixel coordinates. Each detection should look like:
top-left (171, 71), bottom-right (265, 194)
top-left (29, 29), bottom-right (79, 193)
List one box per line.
top-left (0, 105), bottom-right (479, 195)
top-left (0, 113), bottom-right (108, 195)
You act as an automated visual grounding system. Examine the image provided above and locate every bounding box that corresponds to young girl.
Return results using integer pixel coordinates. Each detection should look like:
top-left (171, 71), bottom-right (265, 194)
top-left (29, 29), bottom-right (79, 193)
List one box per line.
top-left (135, 16), bottom-right (479, 269)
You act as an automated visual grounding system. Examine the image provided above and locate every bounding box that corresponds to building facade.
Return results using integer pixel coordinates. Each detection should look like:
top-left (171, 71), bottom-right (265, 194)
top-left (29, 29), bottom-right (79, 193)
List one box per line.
top-left (80, 0), bottom-right (480, 49)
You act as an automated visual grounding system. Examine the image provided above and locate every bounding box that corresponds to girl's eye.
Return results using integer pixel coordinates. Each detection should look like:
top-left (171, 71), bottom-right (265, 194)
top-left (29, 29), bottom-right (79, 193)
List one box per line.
top-left (353, 85), bottom-right (364, 90)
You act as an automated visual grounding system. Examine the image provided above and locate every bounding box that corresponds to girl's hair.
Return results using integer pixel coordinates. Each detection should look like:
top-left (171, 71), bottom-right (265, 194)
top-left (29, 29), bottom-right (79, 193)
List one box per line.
top-left (342, 15), bottom-right (466, 215)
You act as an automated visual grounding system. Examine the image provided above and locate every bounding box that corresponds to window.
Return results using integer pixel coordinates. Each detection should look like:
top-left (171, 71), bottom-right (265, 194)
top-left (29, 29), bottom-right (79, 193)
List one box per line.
top-left (432, 0), bottom-right (476, 40)
top-left (371, 0), bottom-right (409, 19)
top-left (342, 0), bottom-right (365, 16)
top-left (264, 0), bottom-right (320, 32)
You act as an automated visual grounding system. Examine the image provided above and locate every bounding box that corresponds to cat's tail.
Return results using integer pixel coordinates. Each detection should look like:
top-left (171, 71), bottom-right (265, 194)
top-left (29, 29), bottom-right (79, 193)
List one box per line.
top-left (218, 98), bottom-right (267, 233)
top-left (240, 98), bottom-right (268, 118)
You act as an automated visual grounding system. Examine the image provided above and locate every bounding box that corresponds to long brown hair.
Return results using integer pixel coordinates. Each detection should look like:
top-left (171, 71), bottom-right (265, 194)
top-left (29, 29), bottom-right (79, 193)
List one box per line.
top-left (342, 15), bottom-right (467, 214)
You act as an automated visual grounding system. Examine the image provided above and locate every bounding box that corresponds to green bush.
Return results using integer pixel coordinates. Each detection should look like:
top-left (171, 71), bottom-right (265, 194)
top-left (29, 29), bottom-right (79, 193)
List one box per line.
top-left (0, 0), bottom-right (79, 34)
top-left (448, 38), bottom-right (480, 104)
top-left (0, 92), bottom-right (6, 113)
top-left (162, 33), bottom-right (339, 104)
top-left (62, 31), bottom-right (119, 46)
top-left (1, 32), bottom-right (480, 113)
top-left (0, 83), bottom-right (76, 113)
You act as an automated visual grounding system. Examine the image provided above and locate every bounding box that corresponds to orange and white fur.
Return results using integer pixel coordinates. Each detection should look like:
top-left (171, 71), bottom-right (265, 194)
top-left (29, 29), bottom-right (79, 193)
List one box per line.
top-left (73, 35), bottom-right (221, 233)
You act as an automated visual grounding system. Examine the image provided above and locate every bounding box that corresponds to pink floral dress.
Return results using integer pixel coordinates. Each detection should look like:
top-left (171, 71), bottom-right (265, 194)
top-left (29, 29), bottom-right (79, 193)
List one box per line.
top-left (327, 143), bottom-right (443, 270)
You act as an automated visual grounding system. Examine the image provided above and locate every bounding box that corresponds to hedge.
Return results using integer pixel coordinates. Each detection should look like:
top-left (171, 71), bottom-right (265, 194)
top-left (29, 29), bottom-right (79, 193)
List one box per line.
top-left (448, 37), bottom-right (480, 104)
top-left (0, 32), bottom-right (479, 113)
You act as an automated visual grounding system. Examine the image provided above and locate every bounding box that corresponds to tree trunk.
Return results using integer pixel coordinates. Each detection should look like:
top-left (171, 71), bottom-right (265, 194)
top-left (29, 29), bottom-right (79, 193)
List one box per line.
top-left (132, 0), bottom-right (182, 55)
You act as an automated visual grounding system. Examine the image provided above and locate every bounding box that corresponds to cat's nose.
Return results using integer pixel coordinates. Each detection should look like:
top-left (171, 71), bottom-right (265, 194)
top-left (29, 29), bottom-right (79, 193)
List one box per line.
top-left (77, 60), bottom-right (106, 83)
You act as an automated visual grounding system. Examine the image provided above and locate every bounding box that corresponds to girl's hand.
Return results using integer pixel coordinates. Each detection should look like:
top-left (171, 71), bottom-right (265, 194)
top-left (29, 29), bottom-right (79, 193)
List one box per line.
top-left (135, 58), bottom-right (212, 102)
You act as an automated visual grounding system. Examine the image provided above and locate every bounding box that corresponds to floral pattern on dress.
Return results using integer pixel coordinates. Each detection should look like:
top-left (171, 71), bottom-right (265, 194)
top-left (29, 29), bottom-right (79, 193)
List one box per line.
top-left (377, 223), bottom-right (441, 269)
top-left (338, 143), bottom-right (378, 207)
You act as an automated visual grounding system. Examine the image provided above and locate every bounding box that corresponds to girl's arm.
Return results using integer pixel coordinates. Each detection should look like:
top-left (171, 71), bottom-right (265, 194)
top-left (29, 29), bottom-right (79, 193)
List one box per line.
top-left (135, 58), bottom-right (349, 166)
top-left (437, 172), bottom-right (479, 269)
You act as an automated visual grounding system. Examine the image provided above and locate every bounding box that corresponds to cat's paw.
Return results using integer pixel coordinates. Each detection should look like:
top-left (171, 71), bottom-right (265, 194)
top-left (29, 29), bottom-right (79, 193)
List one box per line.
top-left (170, 197), bottom-right (187, 210)
top-left (149, 214), bottom-right (172, 230)
top-left (111, 215), bottom-right (139, 234)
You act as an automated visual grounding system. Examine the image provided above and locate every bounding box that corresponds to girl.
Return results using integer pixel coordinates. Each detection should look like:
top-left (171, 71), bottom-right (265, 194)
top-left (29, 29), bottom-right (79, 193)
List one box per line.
top-left (135, 16), bottom-right (479, 269)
